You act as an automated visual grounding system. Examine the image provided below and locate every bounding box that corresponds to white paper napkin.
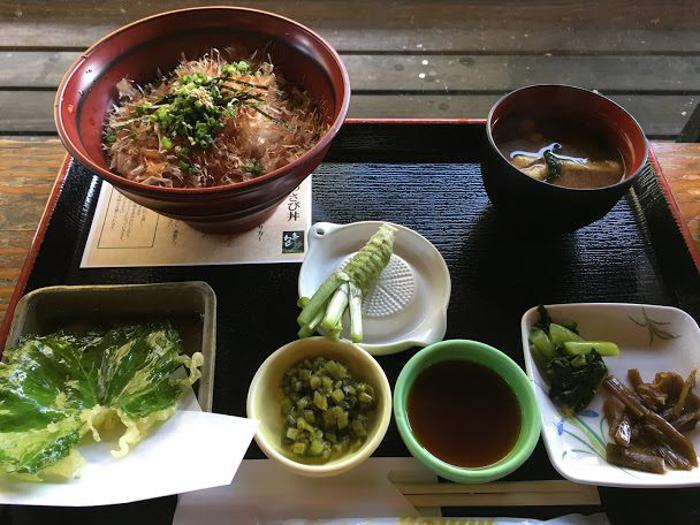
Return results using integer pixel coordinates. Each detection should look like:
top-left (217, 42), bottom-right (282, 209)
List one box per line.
top-left (173, 457), bottom-right (434, 525)
top-left (0, 395), bottom-right (257, 506)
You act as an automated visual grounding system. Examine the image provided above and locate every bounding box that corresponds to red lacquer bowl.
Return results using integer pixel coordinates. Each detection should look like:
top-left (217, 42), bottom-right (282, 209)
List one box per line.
top-left (480, 85), bottom-right (648, 233)
top-left (55, 7), bottom-right (350, 233)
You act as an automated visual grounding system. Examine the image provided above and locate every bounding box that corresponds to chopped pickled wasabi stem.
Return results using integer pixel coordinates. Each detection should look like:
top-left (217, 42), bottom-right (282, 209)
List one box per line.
top-left (313, 390), bottom-right (328, 410)
top-left (337, 409), bottom-right (349, 430)
top-left (325, 360), bottom-right (347, 380)
top-left (323, 409), bottom-right (336, 427)
top-left (358, 391), bottom-right (373, 404)
top-left (291, 442), bottom-right (307, 455)
top-left (281, 398), bottom-right (293, 415)
top-left (303, 409), bottom-right (315, 423)
top-left (332, 388), bottom-right (345, 403)
top-left (322, 376), bottom-right (333, 390)
top-left (309, 375), bottom-right (321, 389)
top-left (296, 396), bottom-right (310, 410)
top-left (309, 439), bottom-right (326, 456)
top-left (352, 416), bottom-right (368, 437)
top-left (280, 356), bottom-right (377, 462)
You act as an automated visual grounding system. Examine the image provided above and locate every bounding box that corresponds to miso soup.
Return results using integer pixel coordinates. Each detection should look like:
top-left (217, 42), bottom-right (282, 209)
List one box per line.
top-left (494, 116), bottom-right (625, 189)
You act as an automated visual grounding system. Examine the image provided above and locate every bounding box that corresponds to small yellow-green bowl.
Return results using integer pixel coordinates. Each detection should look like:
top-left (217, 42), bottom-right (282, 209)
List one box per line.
top-left (247, 337), bottom-right (392, 477)
top-left (394, 339), bottom-right (540, 483)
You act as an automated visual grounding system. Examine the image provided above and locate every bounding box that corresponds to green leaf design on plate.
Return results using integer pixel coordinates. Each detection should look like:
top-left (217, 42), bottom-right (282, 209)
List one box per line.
top-left (628, 307), bottom-right (679, 345)
top-left (565, 416), bottom-right (606, 459)
top-left (560, 415), bottom-right (637, 478)
top-left (0, 323), bottom-right (202, 478)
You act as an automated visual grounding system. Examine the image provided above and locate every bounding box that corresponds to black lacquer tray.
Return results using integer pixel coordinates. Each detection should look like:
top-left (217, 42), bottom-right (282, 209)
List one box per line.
top-left (2, 121), bottom-right (699, 525)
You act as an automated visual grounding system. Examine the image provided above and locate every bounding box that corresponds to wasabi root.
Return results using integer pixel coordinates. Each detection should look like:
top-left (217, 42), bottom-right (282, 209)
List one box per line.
top-left (297, 223), bottom-right (396, 342)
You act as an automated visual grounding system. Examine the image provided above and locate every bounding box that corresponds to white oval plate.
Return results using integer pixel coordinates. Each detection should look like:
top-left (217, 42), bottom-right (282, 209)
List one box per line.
top-left (521, 302), bottom-right (700, 488)
top-left (298, 221), bottom-right (450, 355)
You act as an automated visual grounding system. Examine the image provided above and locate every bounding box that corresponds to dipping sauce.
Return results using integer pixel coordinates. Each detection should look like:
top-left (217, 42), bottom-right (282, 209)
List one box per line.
top-left (407, 360), bottom-right (521, 467)
top-left (494, 115), bottom-right (625, 189)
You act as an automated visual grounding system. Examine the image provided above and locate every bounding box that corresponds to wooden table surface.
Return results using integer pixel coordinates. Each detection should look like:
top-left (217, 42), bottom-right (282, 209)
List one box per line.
top-left (0, 0), bottom-right (699, 326)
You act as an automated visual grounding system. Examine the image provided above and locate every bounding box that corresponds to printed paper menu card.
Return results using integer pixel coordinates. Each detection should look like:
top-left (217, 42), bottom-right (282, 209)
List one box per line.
top-left (80, 178), bottom-right (311, 267)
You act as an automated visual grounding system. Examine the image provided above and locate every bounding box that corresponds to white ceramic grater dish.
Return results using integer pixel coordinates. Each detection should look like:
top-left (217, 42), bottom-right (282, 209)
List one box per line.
top-left (298, 221), bottom-right (450, 355)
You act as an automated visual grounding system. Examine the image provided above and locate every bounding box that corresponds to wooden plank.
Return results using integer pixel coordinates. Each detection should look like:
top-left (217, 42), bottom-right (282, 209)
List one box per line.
top-left (344, 55), bottom-right (700, 92)
top-left (0, 90), bottom-right (54, 133)
top-left (0, 90), bottom-right (693, 139)
top-left (1, 0), bottom-right (699, 53)
top-left (3, 51), bottom-right (700, 92)
top-left (351, 94), bottom-right (697, 139)
top-left (0, 138), bottom-right (65, 323)
top-left (0, 51), bottom-right (74, 87)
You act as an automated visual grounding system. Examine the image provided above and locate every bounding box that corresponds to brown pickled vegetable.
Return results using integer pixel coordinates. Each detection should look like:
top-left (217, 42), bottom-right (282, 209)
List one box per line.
top-left (606, 444), bottom-right (665, 474)
top-left (602, 370), bottom-right (699, 474)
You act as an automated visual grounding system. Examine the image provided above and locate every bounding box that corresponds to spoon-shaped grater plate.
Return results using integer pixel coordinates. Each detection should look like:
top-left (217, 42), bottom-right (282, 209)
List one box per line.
top-left (362, 254), bottom-right (416, 318)
top-left (299, 221), bottom-right (451, 355)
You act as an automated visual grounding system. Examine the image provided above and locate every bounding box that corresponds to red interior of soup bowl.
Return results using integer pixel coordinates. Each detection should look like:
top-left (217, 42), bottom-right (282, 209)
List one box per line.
top-left (55, 7), bottom-right (350, 231)
top-left (488, 85), bottom-right (648, 183)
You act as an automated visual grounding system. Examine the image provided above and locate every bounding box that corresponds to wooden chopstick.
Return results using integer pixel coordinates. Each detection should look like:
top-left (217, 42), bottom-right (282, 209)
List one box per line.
top-left (397, 480), bottom-right (601, 507)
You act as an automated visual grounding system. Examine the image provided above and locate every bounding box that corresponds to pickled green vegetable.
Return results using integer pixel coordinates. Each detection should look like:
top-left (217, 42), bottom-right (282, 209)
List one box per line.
top-left (529, 327), bottom-right (556, 361)
top-left (548, 323), bottom-right (584, 345)
top-left (530, 305), bottom-right (621, 415)
top-left (280, 356), bottom-right (376, 462)
top-left (563, 341), bottom-right (620, 357)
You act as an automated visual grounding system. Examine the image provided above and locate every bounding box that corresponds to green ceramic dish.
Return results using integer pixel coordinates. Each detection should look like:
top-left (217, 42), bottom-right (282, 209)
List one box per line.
top-left (394, 339), bottom-right (540, 483)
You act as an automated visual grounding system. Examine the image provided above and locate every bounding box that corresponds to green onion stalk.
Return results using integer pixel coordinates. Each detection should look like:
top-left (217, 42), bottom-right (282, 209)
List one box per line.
top-left (297, 223), bottom-right (397, 342)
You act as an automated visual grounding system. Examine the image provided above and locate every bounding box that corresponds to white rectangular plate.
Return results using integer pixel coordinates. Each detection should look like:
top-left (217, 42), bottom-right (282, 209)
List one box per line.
top-left (521, 303), bottom-right (700, 488)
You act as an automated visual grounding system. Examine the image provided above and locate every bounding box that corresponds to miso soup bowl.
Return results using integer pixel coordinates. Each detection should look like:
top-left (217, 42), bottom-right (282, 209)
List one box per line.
top-left (480, 84), bottom-right (649, 233)
top-left (394, 339), bottom-right (540, 484)
top-left (55, 7), bottom-right (350, 233)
